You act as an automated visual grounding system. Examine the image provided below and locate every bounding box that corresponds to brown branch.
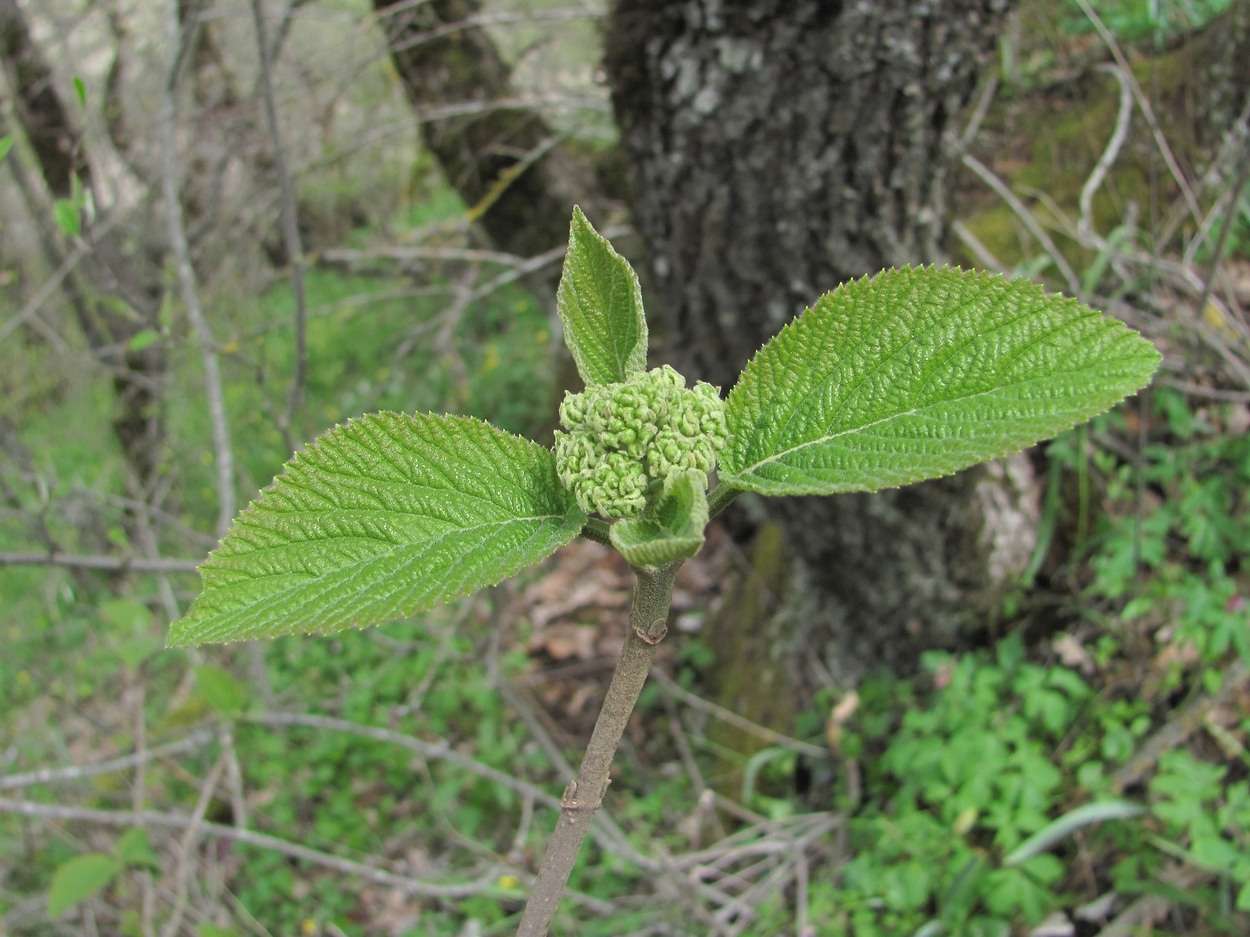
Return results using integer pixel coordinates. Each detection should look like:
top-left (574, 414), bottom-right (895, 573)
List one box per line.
top-left (1110, 659), bottom-right (1250, 795)
top-left (516, 561), bottom-right (680, 937)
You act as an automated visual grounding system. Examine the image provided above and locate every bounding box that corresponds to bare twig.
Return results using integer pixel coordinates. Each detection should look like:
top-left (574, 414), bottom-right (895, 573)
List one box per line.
top-left (1194, 128), bottom-right (1250, 334)
top-left (1111, 659), bottom-right (1249, 794)
top-left (1071, 0), bottom-right (1203, 228)
top-left (250, 0), bottom-right (308, 440)
top-left (130, 682), bottom-right (157, 937)
top-left (0, 232), bottom-right (88, 349)
top-left (159, 0), bottom-right (236, 538)
top-left (517, 562), bottom-right (680, 937)
top-left (0, 551), bottom-right (200, 573)
top-left (961, 152), bottom-right (1081, 293)
top-left (1159, 378), bottom-right (1250, 402)
top-left (0, 797), bottom-right (504, 898)
top-left (160, 751), bottom-right (227, 937)
top-left (651, 669), bottom-right (830, 761)
top-left (251, 709), bottom-right (567, 811)
top-left (1078, 64), bottom-right (1133, 248)
top-left (0, 730), bottom-right (216, 791)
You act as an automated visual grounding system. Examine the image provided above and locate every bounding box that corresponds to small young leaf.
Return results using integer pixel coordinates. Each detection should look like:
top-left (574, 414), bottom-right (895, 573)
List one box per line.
top-left (53, 199), bottom-right (81, 238)
top-left (47, 853), bottom-right (119, 916)
top-left (128, 329), bottom-right (161, 352)
top-left (557, 206), bottom-right (647, 385)
top-left (720, 267), bottom-right (1161, 496)
top-left (114, 828), bottom-right (161, 871)
top-left (0, 136), bottom-right (14, 163)
top-left (169, 412), bottom-right (586, 645)
top-left (609, 471), bottom-right (708, 566)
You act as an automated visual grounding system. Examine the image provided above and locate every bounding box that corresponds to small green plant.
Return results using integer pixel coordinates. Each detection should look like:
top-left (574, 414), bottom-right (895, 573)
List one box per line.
top-left (167, 206), bottom-right (1160, 934)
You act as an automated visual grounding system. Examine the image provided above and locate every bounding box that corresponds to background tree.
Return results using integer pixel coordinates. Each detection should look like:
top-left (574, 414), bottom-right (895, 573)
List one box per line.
top-left (1, 0), bottom-right (168, 530)
top-left (371, 0), bottom-right (1027, 688)
top-left (602, 0), bottom-right (1025, 689)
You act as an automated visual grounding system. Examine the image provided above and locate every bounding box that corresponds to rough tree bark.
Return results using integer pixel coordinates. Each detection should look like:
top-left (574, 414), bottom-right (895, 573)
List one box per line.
top-left (371, 0), bottom-right (606, 266)
top-left (603, 1), bottom-right (1031, 684)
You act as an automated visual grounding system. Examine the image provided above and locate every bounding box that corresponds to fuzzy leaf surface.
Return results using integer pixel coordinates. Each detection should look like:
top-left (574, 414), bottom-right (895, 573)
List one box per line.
top-left (169, 413), bottom-right (585, 645)
top-left (720, 267), bottom-right (1161, 495)
top-left (557, 205), bottom-right (647, 385)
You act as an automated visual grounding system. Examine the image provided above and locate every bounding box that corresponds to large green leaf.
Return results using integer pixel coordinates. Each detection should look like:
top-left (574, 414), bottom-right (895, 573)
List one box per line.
top-left (169, 413), bottom-right (586, 646)
top-left (556, 206), bottom-right (648, 385)
top-left (720, 267), bottom-right (1161, 496)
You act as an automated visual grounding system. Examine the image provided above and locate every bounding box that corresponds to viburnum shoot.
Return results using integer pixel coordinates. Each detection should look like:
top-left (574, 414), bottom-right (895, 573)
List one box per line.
top-left (165, 206), bottom-right (1161, 937)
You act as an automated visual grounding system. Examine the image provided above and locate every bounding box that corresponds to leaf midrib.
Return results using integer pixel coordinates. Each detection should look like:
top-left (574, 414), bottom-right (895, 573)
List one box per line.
top-left (726, 358), bottom-right (1129, 479)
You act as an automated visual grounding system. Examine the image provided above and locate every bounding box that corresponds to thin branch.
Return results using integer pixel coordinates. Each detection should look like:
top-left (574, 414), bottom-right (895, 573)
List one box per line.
top-left (1110, 659), bottom-right (1250, 796)
top-left (160, 751), bottom-right (227, 937)
top-left (266, 0), bottom-right (313, 67)
top-left (481, 601), bottom-right (661, 873)
top-left (1159, 378), bottom-right (1250, 402)
top-left (0, 797), bottom-right (503, 899)
top-left (650, 669), bottom-right (830, 761)
top-left (1195, 127), bottom-right (1250, 333)
top-left (249, 710), bottom-right (567, 815)
top-left (0, 231), bottom-right (91, 349)
top-left (0, 729), bottom-right (216, 791)
top-left (517, 562), bottom-right (680, 937)
top-left (0, 551), bottom-right (200, 573)
top-left (961, 152), bottom-right (1081, 293)
top-left (159, 0), bottom-right (235, 538)
top-left (250, 0), bottom-right (308, 439)
top-left (1078, 64), bottom-right (1133, 247)
top-left (1071, 0), bottom-right (1203, 228)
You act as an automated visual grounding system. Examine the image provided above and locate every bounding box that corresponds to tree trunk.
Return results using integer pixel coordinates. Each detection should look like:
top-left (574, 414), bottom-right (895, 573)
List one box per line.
top-left (604, 0), bottom-right (1030, 683)
top-left (371, 0), bottom-right (605, 266)
top-left (0, 0), bottom-right (167, 509)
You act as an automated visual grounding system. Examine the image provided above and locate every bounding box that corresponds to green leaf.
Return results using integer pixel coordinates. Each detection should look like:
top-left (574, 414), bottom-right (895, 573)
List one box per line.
top-left (195, 664), bottom-right (250, 717)
top-left (169, 413), bottom-right (585, 645)
top-left (114, 828), bottom-right (161, 871)
top-left (47, 853), bottom-right (119, 916)
top-left (128, 329), bottom-right (161, 352)
top-left (0, 135), bottom-right (13, 163)
top-left (73, 76), bottom-right (88, 109)
top-left (556, 206), bottom-right (647, 385)
top-left (720, 267), bottom-right (1161, 496)
top-left (53, 199), bottom-right (80, 238)
top-left (609, 471), bottom-right (708, 566)
top-left (1003, 800), bottom-right (1144, 866)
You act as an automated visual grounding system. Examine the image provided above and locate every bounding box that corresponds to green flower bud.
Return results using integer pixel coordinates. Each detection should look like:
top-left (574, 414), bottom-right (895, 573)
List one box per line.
top-left (553, 365), bottom-right (728, 518)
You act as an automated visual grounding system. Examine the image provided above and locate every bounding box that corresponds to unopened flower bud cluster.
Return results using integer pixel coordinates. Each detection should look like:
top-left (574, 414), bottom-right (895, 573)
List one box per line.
top-left (554, 365), bottom-right (728, 518)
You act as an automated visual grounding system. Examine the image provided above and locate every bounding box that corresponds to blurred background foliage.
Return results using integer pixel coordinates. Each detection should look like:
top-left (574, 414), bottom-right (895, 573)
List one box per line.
top-left (1, 0), bottom-right (1248, 935)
